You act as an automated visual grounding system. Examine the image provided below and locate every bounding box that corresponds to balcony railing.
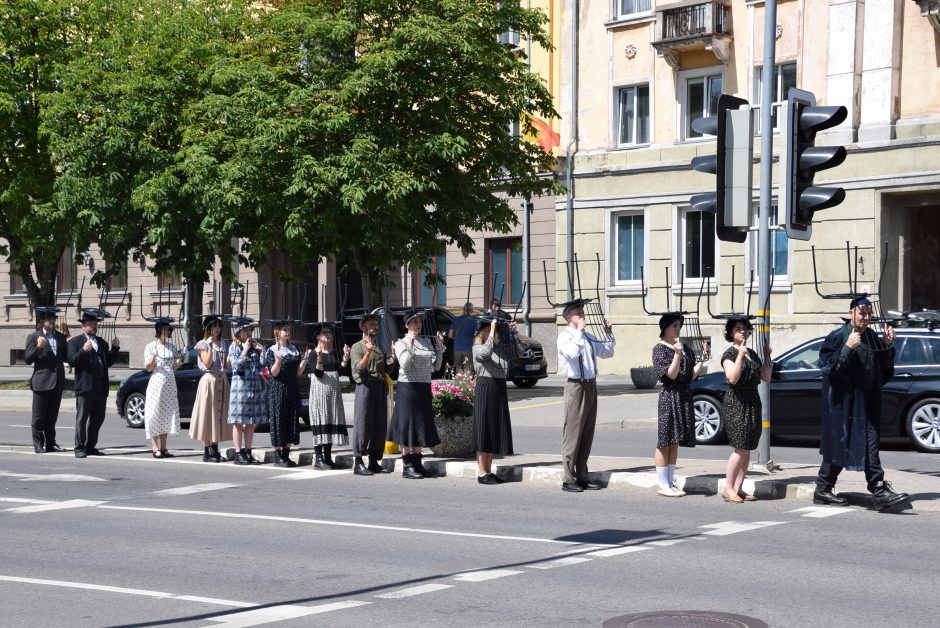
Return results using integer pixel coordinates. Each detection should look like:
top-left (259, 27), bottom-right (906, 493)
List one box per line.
top-left (658, 1), bottom-right (729, 42)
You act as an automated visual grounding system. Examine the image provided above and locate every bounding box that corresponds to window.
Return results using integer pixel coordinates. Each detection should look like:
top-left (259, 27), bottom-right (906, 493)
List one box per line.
top-left (105, 263), bottom-right (127, 292)
top-left (615, 213), bottom-right (645, 282)
top-left (414, 252), bottom-right (447, 307)
top-left (57, 248), bottom-right (78, 293)
top-left (748, 204), bottom-right (789, 281)
top-left (618, 0), bottom-right (652, 19)
top-left (683, 71), bottom-right (722, 140)
top-left (896, 339), bottom-right (927, 366)
top-left (753, 62), bottom-right (797, 133)
top-left (158, 269), bottom-right (183, 291)
top-left (487, 238), bottom-right (523, 306)
top-left (682, 210), bottom-right (715, 280)
top-left (617, 85), bottom-right (650, 146)
top-left (779, 340), bottom-right (825, 371)
top-left (9, 260), bottom-right (25, 294)
top-left (928, 338), bottom-right (940, 363)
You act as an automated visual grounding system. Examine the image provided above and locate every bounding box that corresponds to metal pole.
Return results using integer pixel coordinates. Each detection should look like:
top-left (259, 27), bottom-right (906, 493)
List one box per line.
top-left (756, 0), bottom-right (777, 470)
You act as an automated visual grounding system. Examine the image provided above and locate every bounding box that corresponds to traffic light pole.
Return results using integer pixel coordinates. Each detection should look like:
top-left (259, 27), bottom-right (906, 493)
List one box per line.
top-left (756, 0), bottom-right (777, 470)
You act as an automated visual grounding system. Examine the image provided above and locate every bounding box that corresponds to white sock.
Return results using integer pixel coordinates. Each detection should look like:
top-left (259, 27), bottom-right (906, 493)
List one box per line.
top-left (656, 466), bottom-right (670, 489)
top-left (667, 464), bottom-right (677, 485)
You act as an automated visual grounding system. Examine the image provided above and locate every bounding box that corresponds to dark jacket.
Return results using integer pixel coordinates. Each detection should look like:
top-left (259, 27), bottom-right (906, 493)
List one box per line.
top-left (25, 329), bottom-right (69, 391)
top-left (67, 334), bottom-right (120, 395)
top-left (818, 324), bottom-right (895, 470)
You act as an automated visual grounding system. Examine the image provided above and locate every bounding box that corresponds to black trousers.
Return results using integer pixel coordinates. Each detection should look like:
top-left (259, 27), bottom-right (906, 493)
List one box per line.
top-left (31, 386), bottom-right (64, 448)
top-left (75, 383), bottom-right (108, 452)
top-left (353, 380), bottom-right (387, 459)
top-left (816, 417), bottom-right (885, 492)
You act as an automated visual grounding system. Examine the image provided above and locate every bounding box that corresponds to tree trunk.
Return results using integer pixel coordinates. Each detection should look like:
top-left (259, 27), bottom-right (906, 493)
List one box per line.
top-left (183, 279), bottom-right (204, 346)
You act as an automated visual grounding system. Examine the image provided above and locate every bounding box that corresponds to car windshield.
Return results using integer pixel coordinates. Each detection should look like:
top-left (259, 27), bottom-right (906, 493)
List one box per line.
top-left (778, 340), bottom-right (824, 371)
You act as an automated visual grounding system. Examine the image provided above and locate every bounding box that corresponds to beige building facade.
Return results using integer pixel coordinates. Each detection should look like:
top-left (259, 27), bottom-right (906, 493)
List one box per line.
top-left (557, 0), bottom-right (940, 374)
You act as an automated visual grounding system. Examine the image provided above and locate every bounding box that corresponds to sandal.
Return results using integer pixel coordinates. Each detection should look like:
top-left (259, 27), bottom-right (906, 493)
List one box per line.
top-left (721, 490), bottom-right (744, 503)
top-left (737, 491), bottom-right (757, 501)
top-left (160, 449), bottom-right (175, 458)
top-left (152, 450), bottom-right (164, 459)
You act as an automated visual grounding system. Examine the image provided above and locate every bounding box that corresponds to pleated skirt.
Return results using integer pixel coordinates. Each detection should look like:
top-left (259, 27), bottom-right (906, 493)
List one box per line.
top-left (472, 376), bottom-right (514, 455)
top-left (189, 372), bottom-right (230, 443)
top-left (388, 382), bottom-right (440, 447)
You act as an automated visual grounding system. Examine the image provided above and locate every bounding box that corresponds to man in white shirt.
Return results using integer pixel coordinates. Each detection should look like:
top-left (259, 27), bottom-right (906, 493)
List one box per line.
top-left (556, 299), bottom-right (615, 492)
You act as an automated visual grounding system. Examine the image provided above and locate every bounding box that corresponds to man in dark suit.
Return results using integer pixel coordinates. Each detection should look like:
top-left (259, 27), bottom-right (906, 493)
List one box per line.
top-left (24, 306), bottom-right (69, 453)
top-left (67, 309), bottom-right (120, 458)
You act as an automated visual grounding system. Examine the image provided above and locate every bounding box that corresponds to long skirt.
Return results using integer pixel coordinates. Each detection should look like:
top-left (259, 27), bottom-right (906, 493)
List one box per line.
top-left (189, 372), bottom-right (230, 443)
top-left (472, 377), bottom-right (513, 455)
top-left (309, 371), bottom-right (349, 447)
top-left (388, 382), bottom-right (440, 448)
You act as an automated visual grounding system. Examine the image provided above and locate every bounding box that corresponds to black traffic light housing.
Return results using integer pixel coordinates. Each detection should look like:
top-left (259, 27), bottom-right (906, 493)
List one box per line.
top-left (690, 94), bottom-right (752, 244)
top-left (780, 88), bottom-right (848, 241)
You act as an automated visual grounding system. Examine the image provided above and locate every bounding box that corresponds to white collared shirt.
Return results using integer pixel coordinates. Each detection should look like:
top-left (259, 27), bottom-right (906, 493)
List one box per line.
top-left (556, 327), bottom-right (616, 380)
top-left (43, 330), bottom-right (57, 355)
top-left (86, 334), bottom-right (99, 352)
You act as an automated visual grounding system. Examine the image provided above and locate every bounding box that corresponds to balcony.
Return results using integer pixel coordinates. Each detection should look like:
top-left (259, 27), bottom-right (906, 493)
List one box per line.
top-left (652, 0), bottom-right (732, 69)
top-left (914, 0), bottom-right (940, 33)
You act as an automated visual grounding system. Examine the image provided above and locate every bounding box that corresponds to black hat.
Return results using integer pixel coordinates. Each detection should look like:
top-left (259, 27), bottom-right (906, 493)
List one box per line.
top-left (308, 321), bottom-right (337, 336)
top-left (79, 307), bottom-right (111, 323)
top-left (850, 295), bottom-right (872, 310)
top-left (201, 314), bottom-right (223, 329)
top-left (147, 316), bottom-right (175, 333)
top-left (658, 312), bottom-right (684, 338)
top-left (349, 313), bottom-right (379, 331)
top-left (403, 308), bottom-right (426, 324)
top-left (228, 316), bottom-right (256, 333)
top-left (557, 298), bottom-right (591, 318)
top-left (35, 306), bottom-right (61, 319)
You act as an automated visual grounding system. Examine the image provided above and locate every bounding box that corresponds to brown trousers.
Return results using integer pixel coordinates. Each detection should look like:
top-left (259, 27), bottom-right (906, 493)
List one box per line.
top-left (561, 380), bottom-right (598, 484)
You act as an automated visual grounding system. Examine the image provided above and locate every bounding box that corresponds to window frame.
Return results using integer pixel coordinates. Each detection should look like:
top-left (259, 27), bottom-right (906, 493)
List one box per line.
top-left (745, 202), bottom-right (793, 293)
top-left (611, 210), bottom-right (646, 288)
top-left (614, 83), bottom-right (651, 148)
top-left (753, 61), bottom-right (797, 134)
top-left (9, 260), bottom-right (26, 295)
top-left (615, 0), bottom-right (653, 20)
top-left (678, 207), bottom-right (717, 285)
top-left (486, 237), bottom-right (523, 308)
top-left (413, 251), bottom-right (447, 308)
top-left (677, 66), bottom-right (724, 142)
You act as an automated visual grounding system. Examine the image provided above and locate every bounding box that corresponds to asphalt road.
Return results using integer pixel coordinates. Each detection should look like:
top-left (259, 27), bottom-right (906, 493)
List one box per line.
top-left (1, 449), bottom-right (938, 627)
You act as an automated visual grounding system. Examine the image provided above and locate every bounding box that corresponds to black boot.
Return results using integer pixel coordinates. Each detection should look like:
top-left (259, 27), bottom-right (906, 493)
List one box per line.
top-left (314, 445), bottom-right (328, 470)
top-left (322, 444), bottom-right (337, 469)
top-left (209, 443), bottom-right (223, 463)
top-left (813, 486), bottom-right (848, 506)
top-left (412, 452), bottom-right (436, 478)
top-left (282, 448), bottom-right (296, 467)
top-left (244, 448), bottom-right (261, 465)
top-left (353, 456), bottom-right (373, 476)
top-left (234, 449), bottom-right (249, 465)
top-left (402, 453), bottom-right (424, 480)
top-left (202, 446), bottom-right (212, 462)
top-left (274, 448), bottom-right (290, 467)
top-left (368, 456), bottom-right (390, 474)
top-left (871, 481), bottom-right (909, 510)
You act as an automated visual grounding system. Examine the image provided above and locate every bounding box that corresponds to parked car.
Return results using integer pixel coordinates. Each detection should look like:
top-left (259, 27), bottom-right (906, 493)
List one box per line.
top-left (339, 307), bottom-right (549, 387)
top-left (116, 344), bottom-right (311, 429)
top-left (689, 328), bottom-right (940, 453)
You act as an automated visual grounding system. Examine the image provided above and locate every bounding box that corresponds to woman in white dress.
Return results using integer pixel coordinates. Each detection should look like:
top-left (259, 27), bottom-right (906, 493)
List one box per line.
top-left (143, 318), bottom-right (181, 459)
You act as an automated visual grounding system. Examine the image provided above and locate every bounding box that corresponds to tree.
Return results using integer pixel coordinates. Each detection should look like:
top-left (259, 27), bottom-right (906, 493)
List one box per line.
top-left (181, 0), bottom-right (561, 305)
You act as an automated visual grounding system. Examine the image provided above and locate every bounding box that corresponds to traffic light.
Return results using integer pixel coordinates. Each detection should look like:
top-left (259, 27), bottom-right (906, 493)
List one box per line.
top-left (690, 94), bottom-right (753, 244)
top-left (780, 88), bottom-right (848, 241)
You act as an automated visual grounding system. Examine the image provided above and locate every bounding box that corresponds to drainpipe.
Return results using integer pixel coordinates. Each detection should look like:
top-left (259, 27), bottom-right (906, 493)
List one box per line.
top-left (565, 0), bottom-right (578, 301)
top-left (522, 0), bottom-right (533, 337)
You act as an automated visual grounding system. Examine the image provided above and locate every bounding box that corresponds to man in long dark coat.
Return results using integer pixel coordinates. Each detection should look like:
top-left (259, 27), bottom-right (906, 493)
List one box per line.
top-left (67, 309), bottom-right (120, 458)
top-left (24, 306), bottom-right (69, 453)
top-left (813, 297), bottom-right (908, 509)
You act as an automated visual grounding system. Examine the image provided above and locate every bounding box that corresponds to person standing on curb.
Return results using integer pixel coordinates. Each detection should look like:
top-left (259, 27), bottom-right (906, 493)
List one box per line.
top-left (556, 299), bottom-right (615, 493)
top-left (265, 324), bottom-right (307, 468)
top-left (25, 306), bottom-right (69, 454)
top-left (471, 317), bottom-right (516, 485)
top-left (349, 313), bottom-right (395, 476)
top-left (652, 312), bottom-right (708, 497)
top-left (308, 323), bottom-right (350, 469)
top-left (143, 318), bottom-right (181, 458)
top-left (813, 297), bottom-right (909, 510)
top-left (67, 308), bottom-right (120, 458)
top-left (228, 317), bottom-right (266, 465)
top-left (190, 315), bottom-right (230, 463)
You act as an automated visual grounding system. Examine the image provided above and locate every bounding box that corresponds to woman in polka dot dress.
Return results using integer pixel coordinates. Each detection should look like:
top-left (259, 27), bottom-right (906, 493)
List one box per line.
top-left (143, 319), bottom-right (181, 459)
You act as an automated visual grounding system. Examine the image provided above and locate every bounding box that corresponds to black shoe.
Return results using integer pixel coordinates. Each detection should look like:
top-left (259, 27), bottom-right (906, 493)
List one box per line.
top-left (489, 473), bottom-right (506, 484)
top-left (478, 474), bottom-right (499, 485)
top-left (208, 444), bottom-right (223, 463)
top-left (47, 443), bottom-right (65, 452)
top-left (86, 448), bottom-right (105, 456)
top-left (160, 449), bottom-right (174, 458)
top-left (813, 487), bottom-right (849, 506)
top-left (871, 481), bottom-right (909, 510)
top-left (244, 448), bottom-right (261, 465)
top-left (580, 482), bottom-right (602, 491)
top-left (34, 444), bottom-right (45, 454)
top-left (282, 449), bottom-right (296, 467)
top-left (152, 450), bottom-right (164, 459)
top-left (353, 457), bottom-right (373, 476)
top-left (402, 454), bottom-right (424, 479)
top-left (368, 458), bottom-right (390, 474)
top-left (412, 452), bottom-right (436, 478)
top-left (273, 449), bottom-right (290, 467)
top-left (74, 449), bottom-right (87, 459)
top-left (202, 447), bottom-right (212, 462)
top-left (234, 450), bottom-right (249, 466)
top-left (562, 482), bottom-right (584, 493)
top-left (322, 445), bottom-right (337, 469)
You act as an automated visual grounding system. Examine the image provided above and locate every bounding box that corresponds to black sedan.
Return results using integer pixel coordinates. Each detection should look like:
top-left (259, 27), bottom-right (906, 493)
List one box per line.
top-left (689, 329), bottom-right (940, 453)
top-left (116, 346), bottom-right (311, 429)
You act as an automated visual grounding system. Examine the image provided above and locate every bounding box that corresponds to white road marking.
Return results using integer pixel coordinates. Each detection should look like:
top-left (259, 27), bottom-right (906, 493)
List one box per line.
top-left (452, 569), bottom-right (524, 582)
top-left (0, 497), bottom-right (55, 505)
top-left (152, 483), bottom-right (239, 496)
top-left (98, 505), bottom-right (582, 545)
top-left (789, 506), bottom-right (859, 518)
top-left (0, 470), bottom-right (106, 482)
top-left (375, 584), bottom-right (454, 599)
top-left (208, 601), bottom-right (370, 627)
top-left (5, 499), bottom-right (106, 514)
top-left (552, 546), bottom-right (606, 556)
top-left (9, 425), bottom-right (73, 429)
top-left (587, 546), bottom-right (652, 558)
top-left (645, 539), bottom-right (686, 547)
top-left (699, 521), bottom-right (788, 536)
top-left (0, 575), bottom-right (250, 607)
top-left (526, 556), bottom-right (593, 570)
top-left (271, 470), bottom-right (349, 480)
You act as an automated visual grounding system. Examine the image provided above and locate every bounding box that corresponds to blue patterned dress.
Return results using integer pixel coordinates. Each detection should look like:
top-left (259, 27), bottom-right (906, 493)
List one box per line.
top-left (228, 342), bottom-right (267, 425)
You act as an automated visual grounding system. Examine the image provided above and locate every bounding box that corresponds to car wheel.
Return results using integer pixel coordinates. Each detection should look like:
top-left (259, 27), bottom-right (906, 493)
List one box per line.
top-left (124, 392), bottom-right (146, 429)
top-left (906, 397), bottom-right (940, 453)
top-left (512, 378), bottom-right (538, 389)
top-left (693, 395), bottom-right (725, 445)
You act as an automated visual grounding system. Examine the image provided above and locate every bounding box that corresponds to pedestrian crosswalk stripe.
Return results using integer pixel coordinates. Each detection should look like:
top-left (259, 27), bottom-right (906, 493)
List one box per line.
top-left (452, 569), bottom-right (524, 582)
top-left (788, 506), bottom-right (858, 518)
top-left (375, 584), bottom-right (454, 598)
top-left (152, 483), bottom-right (239, 496)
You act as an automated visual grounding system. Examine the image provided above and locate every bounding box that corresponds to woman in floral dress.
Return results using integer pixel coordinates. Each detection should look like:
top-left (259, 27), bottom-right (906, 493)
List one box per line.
top-left (265, 325), bottom-right (310, 467)
top-left (308, 324), bottom-right (350, 469)
top-left (143, 318), bottom-right (181, 459)
top-left (721, 317), bottom-right (772, 503)
top-left (228, 317), bottom-right (266, 465)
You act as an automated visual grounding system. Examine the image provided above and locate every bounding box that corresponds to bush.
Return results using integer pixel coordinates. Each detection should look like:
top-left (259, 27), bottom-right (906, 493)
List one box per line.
top-left (431, 370), bottom-right (475, 418)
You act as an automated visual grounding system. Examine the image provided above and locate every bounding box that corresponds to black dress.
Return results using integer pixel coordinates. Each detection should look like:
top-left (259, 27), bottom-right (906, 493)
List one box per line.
top-left (266, 346), bottom-right (301, 447)
top-left (721, 346), bottom-right (763, 450)
top-left (652, 343), bottom-right (696, 448)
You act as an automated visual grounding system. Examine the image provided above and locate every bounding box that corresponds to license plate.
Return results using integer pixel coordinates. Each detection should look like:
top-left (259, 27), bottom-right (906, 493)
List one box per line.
top-left (300, 399), bottom-right (309, 406)
top-left (524, 364), bottom-right (540, 371)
